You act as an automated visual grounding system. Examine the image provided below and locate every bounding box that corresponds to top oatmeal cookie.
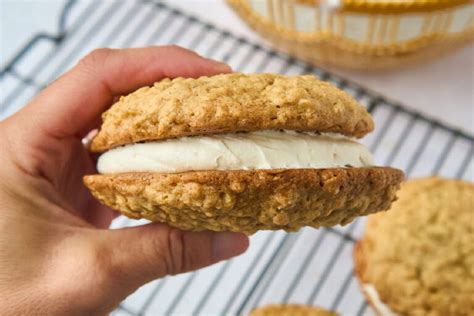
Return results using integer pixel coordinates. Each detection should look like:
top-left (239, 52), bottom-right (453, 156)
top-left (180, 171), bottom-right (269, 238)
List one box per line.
top-left (90, 73), bottom-right (374, 152)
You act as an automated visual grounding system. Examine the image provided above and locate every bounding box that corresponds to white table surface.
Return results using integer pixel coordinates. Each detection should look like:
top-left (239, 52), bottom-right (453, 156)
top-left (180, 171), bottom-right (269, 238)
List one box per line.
top-left (1, 0), bottom-right (473, 135)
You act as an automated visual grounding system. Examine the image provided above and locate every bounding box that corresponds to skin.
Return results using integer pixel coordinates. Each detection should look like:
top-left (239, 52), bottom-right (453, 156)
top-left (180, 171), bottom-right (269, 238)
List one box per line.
top-left (0, 46), bottom-right (249, 315)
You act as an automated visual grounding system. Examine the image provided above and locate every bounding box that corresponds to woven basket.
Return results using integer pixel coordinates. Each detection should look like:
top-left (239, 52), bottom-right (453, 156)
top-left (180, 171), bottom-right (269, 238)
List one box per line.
top-left (227, 0), bottom-right (474, 71)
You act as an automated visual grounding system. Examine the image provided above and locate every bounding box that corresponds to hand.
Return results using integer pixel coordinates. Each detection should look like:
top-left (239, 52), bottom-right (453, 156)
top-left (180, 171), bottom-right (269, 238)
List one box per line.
top-left (0, 46), bottom-right (249, 315)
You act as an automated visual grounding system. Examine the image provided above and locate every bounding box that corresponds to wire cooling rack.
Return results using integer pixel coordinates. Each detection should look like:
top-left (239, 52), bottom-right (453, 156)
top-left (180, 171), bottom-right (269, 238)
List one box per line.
top-left (1, 1), bottom-right (473, 315)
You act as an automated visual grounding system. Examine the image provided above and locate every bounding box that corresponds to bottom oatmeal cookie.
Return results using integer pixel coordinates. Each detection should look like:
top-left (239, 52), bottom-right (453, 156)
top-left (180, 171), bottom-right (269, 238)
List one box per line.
top-left (84, 167), bottom-right (402, 234)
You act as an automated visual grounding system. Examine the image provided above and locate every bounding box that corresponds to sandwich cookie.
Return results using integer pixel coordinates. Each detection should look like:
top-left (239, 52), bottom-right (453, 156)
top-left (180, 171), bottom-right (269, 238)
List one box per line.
top-left (84, 73), bottom-right (403, 234)
top-left (355, 177), bottom-right (474, 315)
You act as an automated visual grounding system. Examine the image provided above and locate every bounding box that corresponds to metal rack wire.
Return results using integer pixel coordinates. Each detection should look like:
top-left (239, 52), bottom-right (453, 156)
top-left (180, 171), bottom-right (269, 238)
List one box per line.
top-left (1, 1), bottom-right (472, 315)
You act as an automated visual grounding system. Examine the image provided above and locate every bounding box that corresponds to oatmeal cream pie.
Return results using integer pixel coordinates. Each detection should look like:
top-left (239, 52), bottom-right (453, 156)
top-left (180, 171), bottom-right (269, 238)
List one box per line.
top-left (355, 177), bottom-right (474, 316)
top-left (83, 73), bottom-right (403, 234)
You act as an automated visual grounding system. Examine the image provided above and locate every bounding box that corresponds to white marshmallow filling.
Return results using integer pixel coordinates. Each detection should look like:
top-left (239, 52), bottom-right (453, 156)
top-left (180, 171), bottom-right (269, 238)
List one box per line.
top-left (97, 130), bottom-right (374, 174)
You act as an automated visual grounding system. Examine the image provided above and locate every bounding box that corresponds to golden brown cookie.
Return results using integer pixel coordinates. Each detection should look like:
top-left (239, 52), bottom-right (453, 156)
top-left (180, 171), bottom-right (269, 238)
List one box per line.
top-left (249, 304), bottom-right (338, 316)
top-left (90, 73), bottom-right (374, 152)
top-left (354, 177), bottom-right (474, 316)
top-left (84, 168), bottom-right (402, 234)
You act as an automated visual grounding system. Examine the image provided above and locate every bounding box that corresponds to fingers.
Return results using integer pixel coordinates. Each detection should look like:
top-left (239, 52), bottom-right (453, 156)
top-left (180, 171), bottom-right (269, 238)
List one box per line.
top-left (96, 223), bottom-right (248, 292)
top-left (62, 225), bottom-right (247, 313)
top-left (10, 46), bottom-right (231, 140)
top-left (84, 203), bottom-right (120, 229)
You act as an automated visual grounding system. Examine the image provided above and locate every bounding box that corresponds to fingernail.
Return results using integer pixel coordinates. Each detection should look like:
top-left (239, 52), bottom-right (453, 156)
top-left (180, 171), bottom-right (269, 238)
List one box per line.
top-left (207, 59), bottom-right (232, 73)
top-left (211, 232), bottom-right (249, 261)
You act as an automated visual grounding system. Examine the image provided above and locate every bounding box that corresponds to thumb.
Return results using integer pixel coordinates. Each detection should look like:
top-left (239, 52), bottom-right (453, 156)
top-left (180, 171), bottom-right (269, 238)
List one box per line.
top-left (98, 223), bottom-right (248, 291)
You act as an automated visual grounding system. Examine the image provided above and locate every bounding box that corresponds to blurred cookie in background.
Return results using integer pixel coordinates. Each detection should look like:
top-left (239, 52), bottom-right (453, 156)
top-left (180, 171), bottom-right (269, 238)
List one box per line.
top-left (249, 304), bottom-right (338, 316)
top-left (355, 177), bottom-right (474, 315)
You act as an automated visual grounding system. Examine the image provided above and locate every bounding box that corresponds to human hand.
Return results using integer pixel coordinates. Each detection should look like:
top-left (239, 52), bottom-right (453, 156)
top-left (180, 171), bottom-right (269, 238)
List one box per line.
top-left (0, 46), bottom-right (249, 315)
